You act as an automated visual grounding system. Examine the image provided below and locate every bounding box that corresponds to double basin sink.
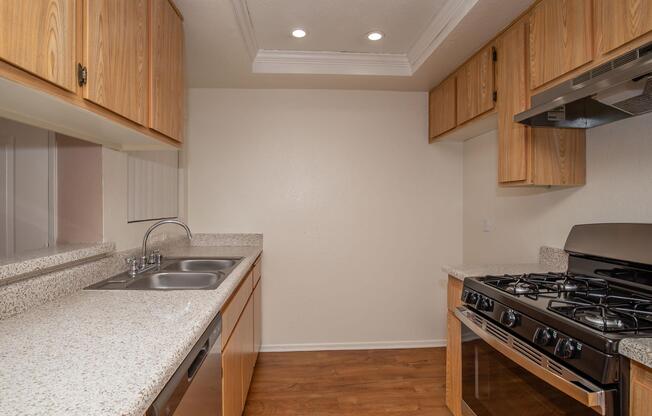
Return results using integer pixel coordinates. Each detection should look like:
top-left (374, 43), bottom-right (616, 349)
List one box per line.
top-left (86, 257), bottom-right (243, 291)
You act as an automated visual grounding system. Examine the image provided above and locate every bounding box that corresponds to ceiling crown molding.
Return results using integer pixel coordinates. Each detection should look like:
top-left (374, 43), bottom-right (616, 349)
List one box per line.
top-left (253, 50), bottom-right (411, 76)
top-left (230, 0), bottom-right (258, 60)
top-left (231, 0), bottom-right (479, 77)
top-left (407, 0), bottom-right (480, 72)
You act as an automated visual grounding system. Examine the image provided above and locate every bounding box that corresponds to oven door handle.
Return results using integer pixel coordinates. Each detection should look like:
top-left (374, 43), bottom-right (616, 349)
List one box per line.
top-left (455, 306), bottom-right (607, 416)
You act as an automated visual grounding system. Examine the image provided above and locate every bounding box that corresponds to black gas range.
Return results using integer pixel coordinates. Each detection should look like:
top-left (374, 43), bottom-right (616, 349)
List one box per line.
top-left (456, 224), bottom-right (652, 416)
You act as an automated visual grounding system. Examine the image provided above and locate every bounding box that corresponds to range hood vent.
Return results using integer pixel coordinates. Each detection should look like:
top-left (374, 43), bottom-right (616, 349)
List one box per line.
top-left (515, 41), bottom-right (652, 129)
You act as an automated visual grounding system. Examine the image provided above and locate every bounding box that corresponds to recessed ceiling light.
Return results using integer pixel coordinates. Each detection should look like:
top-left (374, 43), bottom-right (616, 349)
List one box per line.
top-left (291, 29), bottom-right (307, 38)
top-left (367, 31), bottom-right (384, 41)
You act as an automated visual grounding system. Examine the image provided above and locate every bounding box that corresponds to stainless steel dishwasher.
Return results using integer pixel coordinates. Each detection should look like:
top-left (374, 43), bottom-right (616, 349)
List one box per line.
top-left (147, 314), bottom-right (222, 416)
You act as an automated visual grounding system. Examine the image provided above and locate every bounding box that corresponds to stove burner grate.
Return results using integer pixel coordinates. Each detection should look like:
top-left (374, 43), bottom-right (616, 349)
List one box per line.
top-left (548, 299), bottom-right (652, 333)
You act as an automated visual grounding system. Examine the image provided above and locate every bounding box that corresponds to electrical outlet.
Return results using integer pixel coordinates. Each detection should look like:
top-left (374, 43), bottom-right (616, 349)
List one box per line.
top-left (482, 219), bottom-right (494, 232)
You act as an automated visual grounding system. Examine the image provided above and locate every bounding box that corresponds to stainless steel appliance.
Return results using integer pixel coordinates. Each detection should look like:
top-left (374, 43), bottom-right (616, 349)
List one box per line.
top-left (514, 41), bottom-right (652, 128)
top-left (147, 314), bottom-right (222, 416)
top-left (457, 223), bottom-right (652, 416)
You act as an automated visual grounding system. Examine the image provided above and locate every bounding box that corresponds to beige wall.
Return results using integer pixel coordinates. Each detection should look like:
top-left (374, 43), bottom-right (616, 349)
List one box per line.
top-left (187, 89), bottom-right (463, 349)
top-left (57, 135), bottom-right (103, 244)
top-left (463, 112), bottom-right (652, 264)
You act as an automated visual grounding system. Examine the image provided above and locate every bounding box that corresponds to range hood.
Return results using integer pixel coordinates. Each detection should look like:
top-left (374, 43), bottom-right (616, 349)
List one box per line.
top-left (515, 41), bottom-right (652, 128)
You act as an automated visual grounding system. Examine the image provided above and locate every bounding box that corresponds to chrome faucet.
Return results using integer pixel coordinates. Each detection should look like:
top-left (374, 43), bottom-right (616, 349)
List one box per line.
top-left (126, 219), bottom-right (193, 277)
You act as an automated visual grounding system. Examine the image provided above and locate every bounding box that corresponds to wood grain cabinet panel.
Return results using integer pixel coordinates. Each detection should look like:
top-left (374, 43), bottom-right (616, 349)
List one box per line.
top-left (456, 45), bottom-right (495, 125)
top-left (496, 21), bottom-right (529, 183)
top-left (429, 76), bottom-right (457, 140)
top-left (253, 280), bottom-right (262, 363)
top-left (83, 0), bottom-right (148, 125)
top-left (446, 311), bottom-right (462, 416)
top-left (222, 271), bottom-right (253, 349)
top-left (222, 322), bottom-right (244, 416)
top-left (0, 0), bottom-right (76, 91)
top-left (595, 0), bottom-right (652, 56)
top-left (529, 0), bottom-right (593, 89)
top-left (630, 361), bottom-right (652, 416)
top-left (241, 295), bottom-right (255, 403)
top-left (447, 276), bottom-right (463, 313)
top-left (150, 0), bottom-right (185, 142)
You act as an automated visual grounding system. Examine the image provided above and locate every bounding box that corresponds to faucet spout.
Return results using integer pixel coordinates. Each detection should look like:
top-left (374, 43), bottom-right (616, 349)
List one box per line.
top-left (141, 219), bottom-right (193, 260)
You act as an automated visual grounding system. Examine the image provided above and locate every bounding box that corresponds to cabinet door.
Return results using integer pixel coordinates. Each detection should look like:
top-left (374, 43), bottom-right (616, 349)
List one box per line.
top-left (150, 0), bottom-right (185, 142)
top-left (630, 361), bottom-right (652, 416)
top-left (595, 0), bottom-right (652, 56)
top-left (496, 21), bottom-right (529, 183)
top-left (428, 76), bottom-right (456, 140)
top-left (0, 0), bottom-right (76, 91)
top-left (223, 323), bottom-right (244, 416)
top-left (529, 0), bottom-right (593, 89)
top-left (241, 295), bottom-right (255, 402)
top-left (83, 0), bottom-right (148, 125)
top-left (446, 311), bottom-right (462, 416)
top-left (456, 45), bottom-right (495, 125)
top-left (253, 280), bottom-right (262, 363)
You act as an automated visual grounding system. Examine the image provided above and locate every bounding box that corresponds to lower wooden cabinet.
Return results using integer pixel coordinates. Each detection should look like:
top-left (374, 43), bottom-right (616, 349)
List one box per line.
top-left (446, 276), bottom-right (463, 416)
top-left (630, 360), bottom-right (652, 416)
top-left (222, 257), bottom-right (263, 416)
top-left (253, 279), bottom-right (262, 363)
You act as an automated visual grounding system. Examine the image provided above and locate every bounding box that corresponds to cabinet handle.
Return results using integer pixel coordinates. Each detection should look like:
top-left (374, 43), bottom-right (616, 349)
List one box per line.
top-left (77, 63), bottom-right (88, 87)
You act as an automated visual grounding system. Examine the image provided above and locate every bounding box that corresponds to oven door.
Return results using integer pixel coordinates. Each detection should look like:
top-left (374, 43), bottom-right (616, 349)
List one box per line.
top-left (455, 307), bottom-right (617, 416)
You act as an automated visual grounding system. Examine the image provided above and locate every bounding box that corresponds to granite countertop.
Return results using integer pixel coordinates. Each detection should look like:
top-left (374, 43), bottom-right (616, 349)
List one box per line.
top-left (0, 244), bottom-right (262, 416)
top-left (620, 338), bottom-right (652, 369)
top-left (443, 246), bottom-right (568, 281)
top-left (0, 243), bottom-right (115, 286)
top-left (443, 263), bottom-right (559, 281)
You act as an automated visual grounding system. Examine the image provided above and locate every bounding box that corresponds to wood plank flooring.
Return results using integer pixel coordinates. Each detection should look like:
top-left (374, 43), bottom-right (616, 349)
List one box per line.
top-left (243, 347), bottom-right (452, 416)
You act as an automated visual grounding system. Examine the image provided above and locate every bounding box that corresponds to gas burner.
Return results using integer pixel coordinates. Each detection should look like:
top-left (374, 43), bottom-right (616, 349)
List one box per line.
top-left (506, 281), bottom-right (536, 294)
top-left (580, 313), bottom-right (625, 330)
top-left (547, 299), bottom-right (652, 333)
top-left (556, 279), bottom-right (580, 291)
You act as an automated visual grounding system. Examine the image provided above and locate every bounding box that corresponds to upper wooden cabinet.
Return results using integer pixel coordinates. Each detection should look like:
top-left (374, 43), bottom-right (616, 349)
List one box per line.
top-left (429, 76), bottom-right (456, 140)
top-left (496, 21), bottom-right (529, 183)
top-left (595, 0), bottom-right (652, 57)
top-left (83, 0), bottom-right (148, 126)
top-left (497, 19), bottom-right (586, 186)
top-left (456, 45), bottom-right (495, 125)
top-left (529, 0), bottom-right (593, 89)
top-left (0, 0), bottom-right (76, 92)
top-left (150, 0), bottom-right (185, 142)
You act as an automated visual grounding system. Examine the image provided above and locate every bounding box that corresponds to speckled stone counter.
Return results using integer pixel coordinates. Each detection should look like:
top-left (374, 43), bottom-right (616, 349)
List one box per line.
top-left (0, 242), bottom-right (114, 285)
top-left (620, 338), bottom-right (652, 369)
top-left (443, 246), bottom-right (568, 281)
top-left (0, 242), bottom-right (262, 416)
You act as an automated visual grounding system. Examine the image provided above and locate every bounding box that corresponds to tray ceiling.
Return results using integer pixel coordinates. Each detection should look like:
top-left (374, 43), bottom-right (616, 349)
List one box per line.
top-left (175, 0), bottom-right (535, 90)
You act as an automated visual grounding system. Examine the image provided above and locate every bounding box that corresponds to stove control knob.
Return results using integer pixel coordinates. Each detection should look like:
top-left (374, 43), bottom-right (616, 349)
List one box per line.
top-left (500, 309), bottom-right (519, 328)
top-left (462, 290), bottom-right (478, 306)
top-left (533, 327), bottom-right (555, 346)
top-left (477, 296), bottom-right (494, 312)
top-left (554, 338), bottom-right (580, 359)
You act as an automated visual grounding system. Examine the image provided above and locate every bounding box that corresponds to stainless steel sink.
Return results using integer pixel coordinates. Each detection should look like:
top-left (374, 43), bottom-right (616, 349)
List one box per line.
top-left (163, 258), bottom-right (240, 272)
top-left (126, 272), bottom-right (220, 290)
top-left (84, 256), bottom-right (244, 291)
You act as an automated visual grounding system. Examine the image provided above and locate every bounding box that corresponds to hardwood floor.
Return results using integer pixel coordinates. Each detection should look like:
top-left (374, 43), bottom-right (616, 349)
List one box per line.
top-left (243, 347), bottom-right (452, 416)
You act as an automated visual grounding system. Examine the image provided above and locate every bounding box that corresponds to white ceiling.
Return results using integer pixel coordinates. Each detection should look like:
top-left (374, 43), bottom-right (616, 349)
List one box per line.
top-left (175, 0), bottom-right (534, 91)
top-left (247, 0), bottom-right (447, 54)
